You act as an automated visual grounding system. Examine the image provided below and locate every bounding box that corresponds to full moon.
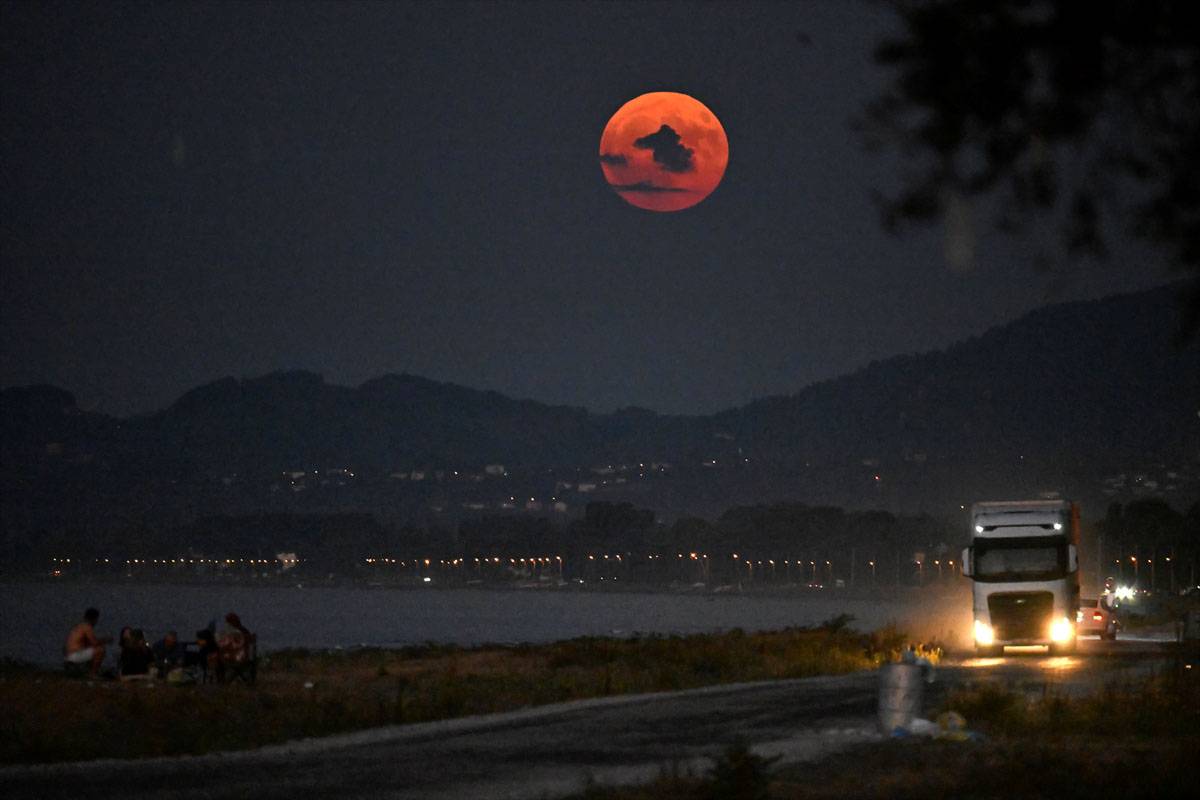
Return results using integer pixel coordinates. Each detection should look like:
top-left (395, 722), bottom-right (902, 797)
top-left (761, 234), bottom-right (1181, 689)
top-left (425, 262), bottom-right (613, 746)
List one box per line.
top-left (599, 91), bottom-right (729, 212)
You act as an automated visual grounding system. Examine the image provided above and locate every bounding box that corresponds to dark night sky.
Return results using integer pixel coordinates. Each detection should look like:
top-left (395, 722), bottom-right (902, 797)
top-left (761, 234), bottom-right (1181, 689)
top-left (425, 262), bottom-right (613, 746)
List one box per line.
top-left (0, 1), bottom-right (1172, 417)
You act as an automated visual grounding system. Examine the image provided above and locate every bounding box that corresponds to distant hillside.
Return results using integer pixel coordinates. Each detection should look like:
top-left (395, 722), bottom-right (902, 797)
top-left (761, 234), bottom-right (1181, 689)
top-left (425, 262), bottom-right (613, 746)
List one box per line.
top-left (718, 283), bottom-right (1197, 464)
top-left (2, 283), bottom-right (1197, 526)
top-left (130, 370), bottom-right (603, 474)
top-left (709, 283), bottom-right (1199, 508)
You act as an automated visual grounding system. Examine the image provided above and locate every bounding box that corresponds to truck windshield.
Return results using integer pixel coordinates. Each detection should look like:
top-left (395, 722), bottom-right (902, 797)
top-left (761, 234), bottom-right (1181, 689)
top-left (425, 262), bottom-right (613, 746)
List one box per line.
top-left (974, 538), bottom-right (1066, 582)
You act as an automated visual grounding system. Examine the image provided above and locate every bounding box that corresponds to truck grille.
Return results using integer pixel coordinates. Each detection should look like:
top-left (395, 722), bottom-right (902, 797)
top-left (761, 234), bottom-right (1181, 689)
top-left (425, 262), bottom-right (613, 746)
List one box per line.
top-left (988, 592), bottom-right (1054, 640)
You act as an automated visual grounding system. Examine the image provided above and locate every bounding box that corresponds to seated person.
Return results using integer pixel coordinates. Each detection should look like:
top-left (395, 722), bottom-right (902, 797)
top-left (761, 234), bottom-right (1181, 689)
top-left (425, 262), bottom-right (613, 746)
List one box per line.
top-left (218, 612), bottom-right (254, 665)
top-left (116, 626), bottom-right (132, 660)
top-left (118, 628), bottom-right (154, 680)
top-left (190, 627), bottom-right (220, 677)
top-left (152, 630), bottom-right (186, 677)
top-left (64, 607), bottom-right (111, 677)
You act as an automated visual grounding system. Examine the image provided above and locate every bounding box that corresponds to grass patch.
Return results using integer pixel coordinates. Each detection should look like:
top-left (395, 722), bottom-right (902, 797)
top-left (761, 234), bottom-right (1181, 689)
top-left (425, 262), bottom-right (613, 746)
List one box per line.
top-left (771, 737), bottom-right (1198, 800)
top-left (578, 732), bottom-right (1199, 800)
top-left (943, 672), bottom-right (1200, 738)
top-left (0, 624), bottom-right (906, 764)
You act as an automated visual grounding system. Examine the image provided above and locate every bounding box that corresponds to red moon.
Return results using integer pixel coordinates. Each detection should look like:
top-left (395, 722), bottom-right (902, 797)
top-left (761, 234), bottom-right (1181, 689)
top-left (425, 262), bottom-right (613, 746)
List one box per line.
top-left (599, 91), bottom-right (729, 212)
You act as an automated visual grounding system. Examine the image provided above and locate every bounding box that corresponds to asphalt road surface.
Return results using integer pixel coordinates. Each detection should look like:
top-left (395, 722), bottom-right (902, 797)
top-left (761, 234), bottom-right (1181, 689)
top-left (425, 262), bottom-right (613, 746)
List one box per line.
top-left (1, 636), bottom-right (1178, 800)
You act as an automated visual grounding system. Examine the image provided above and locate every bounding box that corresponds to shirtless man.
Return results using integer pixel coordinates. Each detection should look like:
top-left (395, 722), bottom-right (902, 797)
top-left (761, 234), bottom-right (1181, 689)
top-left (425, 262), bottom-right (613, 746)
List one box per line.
top-left (64, 607), bottom-right (110, 676)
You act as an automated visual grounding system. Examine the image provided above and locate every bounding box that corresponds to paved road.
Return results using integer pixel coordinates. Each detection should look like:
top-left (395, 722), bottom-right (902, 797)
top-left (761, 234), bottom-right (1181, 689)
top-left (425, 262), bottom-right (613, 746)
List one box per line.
top-left (1, 637), bottom-right (1176, 800)
top-left (940, 633), bottom-right (1176, 695)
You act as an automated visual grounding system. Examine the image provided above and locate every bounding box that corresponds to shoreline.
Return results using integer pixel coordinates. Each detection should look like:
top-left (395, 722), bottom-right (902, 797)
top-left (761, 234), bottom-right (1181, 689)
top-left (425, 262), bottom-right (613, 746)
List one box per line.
top-left (0, 573), bottom-right (964, 600)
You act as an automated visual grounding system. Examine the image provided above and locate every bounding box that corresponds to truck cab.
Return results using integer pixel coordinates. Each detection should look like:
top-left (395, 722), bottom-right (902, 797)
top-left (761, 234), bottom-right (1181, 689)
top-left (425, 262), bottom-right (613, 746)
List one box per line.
top-left (961, 500), bottom-right (1081, 656)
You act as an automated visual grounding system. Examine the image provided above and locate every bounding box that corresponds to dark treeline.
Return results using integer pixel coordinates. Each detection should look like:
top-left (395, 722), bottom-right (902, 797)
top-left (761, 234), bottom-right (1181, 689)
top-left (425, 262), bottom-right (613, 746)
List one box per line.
top-left (10, 502), bottom-right (963, 588)
top-left (16, 499), bottom-right (1196, 590)
top-left (453, 503), bottom-right (960, 587)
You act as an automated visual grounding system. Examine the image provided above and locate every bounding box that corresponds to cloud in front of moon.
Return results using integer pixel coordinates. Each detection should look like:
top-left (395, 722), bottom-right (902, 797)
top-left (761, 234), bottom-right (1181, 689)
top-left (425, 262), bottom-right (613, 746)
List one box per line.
top-left (599, 92), bottom-right (728, 212)
top-left (634, 124), bottom-right (694, 173)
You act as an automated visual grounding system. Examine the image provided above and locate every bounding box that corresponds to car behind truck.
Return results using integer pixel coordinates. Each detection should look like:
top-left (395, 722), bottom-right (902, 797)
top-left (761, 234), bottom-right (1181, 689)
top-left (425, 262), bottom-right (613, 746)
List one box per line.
top-left (961, 500), bottom-right (1081, 655)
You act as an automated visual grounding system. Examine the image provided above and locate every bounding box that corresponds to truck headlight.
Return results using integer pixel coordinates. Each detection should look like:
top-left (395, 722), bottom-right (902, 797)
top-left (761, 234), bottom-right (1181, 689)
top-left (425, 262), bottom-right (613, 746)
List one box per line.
top-left (974, 620), bottom-right (995, 646)
top-left (1050, 617), bottom-right (1074, 643)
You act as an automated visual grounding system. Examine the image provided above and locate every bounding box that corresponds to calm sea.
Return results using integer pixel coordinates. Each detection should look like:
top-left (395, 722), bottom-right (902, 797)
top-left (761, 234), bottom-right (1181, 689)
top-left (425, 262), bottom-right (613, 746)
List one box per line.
top-left (0, 581), bottom-right (959, 666)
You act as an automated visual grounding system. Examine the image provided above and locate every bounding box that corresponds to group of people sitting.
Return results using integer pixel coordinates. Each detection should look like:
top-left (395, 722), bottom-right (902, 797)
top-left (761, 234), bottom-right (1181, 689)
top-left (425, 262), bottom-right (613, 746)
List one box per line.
top-left (64, 607), bottom-right (255, 683)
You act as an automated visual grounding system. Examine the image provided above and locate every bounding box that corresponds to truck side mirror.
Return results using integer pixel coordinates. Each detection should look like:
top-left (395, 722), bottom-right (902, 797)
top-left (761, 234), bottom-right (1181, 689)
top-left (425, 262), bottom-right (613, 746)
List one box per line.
top-left (1067, 544), bottom-right (1078, 573)
top-left (961, 547), bottom-right (973, 578)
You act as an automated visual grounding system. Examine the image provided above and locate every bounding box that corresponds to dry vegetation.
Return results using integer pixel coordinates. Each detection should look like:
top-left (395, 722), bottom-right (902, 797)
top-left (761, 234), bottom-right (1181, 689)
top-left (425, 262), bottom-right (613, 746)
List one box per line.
top-left (0, 623), bottom-right (903, 764)
top-left (580, 737), bottom-right (1198, 800)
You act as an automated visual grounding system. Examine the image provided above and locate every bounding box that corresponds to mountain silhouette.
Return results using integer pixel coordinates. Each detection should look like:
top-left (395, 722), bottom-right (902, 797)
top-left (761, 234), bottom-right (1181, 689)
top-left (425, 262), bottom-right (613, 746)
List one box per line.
top-left (3, 283), bottom-right (1197, 527)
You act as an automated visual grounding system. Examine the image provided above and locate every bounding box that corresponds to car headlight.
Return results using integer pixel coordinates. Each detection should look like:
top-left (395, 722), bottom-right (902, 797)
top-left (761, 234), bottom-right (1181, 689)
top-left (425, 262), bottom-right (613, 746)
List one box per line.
top-left (1049, 617), bottom-right (1074, 643)
top-left (974, 619), bottom-right (995, 646)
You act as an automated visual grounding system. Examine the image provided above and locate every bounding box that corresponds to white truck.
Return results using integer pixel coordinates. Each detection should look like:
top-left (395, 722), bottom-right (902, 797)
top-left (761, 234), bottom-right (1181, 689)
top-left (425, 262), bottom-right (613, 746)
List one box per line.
top-left (961, 500), bottom-right (1081, 655)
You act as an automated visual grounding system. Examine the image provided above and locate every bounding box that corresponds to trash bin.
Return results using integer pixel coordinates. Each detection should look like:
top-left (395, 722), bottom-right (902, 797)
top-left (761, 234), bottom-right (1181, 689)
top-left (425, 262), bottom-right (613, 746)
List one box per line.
top-left (877, 663), bottom-right (924, 734)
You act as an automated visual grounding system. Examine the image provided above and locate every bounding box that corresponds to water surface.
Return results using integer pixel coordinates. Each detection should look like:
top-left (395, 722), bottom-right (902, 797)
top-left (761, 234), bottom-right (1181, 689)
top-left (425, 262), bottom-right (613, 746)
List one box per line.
top-left (0, 581), bottom-right (952, 666)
